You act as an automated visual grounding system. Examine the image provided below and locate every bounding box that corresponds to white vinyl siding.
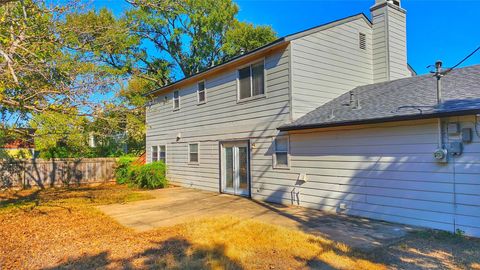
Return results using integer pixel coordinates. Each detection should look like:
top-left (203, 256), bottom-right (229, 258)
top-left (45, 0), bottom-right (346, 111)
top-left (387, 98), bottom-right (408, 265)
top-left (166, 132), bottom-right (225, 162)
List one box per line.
top-left (237, 61), bottom-right (265, 100)
top-left (252, 117), bottom-right (480, 237)
top-left (371, 5), bottom-right (410, 82)
top-left (146, 47), bottom-right (290, 192)
top-left (290, 17), bottom-right (373, 119)
top-left (197, 81), bottom-right (206, 104)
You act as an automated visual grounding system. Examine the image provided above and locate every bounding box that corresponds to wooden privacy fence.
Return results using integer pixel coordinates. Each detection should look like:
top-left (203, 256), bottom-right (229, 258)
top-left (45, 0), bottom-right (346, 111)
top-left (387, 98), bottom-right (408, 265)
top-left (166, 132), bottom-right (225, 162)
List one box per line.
top-left (0, 158), bottom-right (118, 188)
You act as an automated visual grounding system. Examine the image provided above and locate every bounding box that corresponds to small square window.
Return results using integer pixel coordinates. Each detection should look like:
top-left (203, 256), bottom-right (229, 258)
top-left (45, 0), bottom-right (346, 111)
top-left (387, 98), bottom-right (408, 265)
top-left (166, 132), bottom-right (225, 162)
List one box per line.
top-left (173, 90), bottom-right (180, 110)
top-left (189, 143), bottom-right (199, 163)
top-left (197, 81), bottom-right (206, 104)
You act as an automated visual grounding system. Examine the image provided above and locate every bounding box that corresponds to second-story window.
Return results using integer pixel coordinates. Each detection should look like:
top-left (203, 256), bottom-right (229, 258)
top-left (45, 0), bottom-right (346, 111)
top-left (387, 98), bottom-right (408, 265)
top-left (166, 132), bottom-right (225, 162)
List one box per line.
top-left (238, 61), bottom-right (264, 100)
top-left (173, 90), bottom-right (180, 110)
top-left (197, 81), bottom-right (206, 104)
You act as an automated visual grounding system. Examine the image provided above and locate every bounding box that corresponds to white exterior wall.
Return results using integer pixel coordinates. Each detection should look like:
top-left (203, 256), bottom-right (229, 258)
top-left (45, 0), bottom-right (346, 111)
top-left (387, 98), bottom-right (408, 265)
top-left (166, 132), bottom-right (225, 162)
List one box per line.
top-left (257, 117), bottom-right (480, 236)
top-left (371, 2), bottom-right (411, 82)
top-left (145, 12), bottom-right (480, 236)
top-left (290, 17), bottom-right (374, 120)
top-left (146, 47), bottom-right (291, 192)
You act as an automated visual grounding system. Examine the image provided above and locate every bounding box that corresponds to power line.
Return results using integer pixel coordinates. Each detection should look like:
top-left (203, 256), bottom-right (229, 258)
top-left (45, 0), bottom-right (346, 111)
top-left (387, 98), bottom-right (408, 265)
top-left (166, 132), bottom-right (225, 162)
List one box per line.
top-left (444, 45), bottom-right (480, 75)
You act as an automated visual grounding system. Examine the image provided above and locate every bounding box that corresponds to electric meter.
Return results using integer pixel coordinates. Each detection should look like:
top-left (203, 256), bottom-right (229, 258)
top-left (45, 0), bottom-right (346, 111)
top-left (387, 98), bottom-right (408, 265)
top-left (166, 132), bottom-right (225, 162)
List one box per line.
top-left (433, 148), bottom-right (447, 162)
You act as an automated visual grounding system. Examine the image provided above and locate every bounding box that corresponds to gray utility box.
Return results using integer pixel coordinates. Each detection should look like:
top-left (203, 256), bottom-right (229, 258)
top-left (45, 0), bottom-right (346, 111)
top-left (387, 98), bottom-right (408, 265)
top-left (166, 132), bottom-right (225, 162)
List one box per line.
top-left (449, 142), bottom-right (463, 156)
top-left (448, 123), bottom-right (460, 135)
top-left (462, 128), bottom-right (473, 143)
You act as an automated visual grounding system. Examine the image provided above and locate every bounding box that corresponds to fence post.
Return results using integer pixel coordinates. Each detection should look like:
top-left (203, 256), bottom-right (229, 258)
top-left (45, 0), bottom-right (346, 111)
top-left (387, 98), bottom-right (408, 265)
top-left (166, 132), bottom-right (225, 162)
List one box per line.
top-left (22, 160), bottom-right (26, 188)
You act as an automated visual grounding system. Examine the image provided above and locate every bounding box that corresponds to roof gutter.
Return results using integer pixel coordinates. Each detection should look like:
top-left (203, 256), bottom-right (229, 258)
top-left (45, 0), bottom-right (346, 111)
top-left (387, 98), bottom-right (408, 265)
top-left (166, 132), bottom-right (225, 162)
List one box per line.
top-left (278, 109), bottom-right (480, 131)
top-left (144, 38), bottom-right (287, 97)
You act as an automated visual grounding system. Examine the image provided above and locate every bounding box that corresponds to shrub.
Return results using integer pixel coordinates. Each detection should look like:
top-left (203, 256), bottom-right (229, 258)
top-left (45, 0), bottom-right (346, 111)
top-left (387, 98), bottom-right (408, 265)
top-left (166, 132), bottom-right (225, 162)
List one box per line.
top-left (115, 157), bottom-right (168, 189)
top-left (132, 162), bottom-right (168, 189)
top-left (115, 156), bottom-right (137, 184)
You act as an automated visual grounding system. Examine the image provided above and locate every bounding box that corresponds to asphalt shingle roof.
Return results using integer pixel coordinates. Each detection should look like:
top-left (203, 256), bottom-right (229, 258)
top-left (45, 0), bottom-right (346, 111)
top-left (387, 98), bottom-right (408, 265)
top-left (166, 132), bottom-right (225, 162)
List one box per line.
top-left (279, 64), bottom-right (480, 131)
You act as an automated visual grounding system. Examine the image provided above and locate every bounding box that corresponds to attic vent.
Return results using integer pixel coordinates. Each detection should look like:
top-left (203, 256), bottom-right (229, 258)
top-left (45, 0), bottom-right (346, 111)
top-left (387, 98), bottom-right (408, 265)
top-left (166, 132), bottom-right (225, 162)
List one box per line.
top-left (359, 33), bottom-right (366, 50)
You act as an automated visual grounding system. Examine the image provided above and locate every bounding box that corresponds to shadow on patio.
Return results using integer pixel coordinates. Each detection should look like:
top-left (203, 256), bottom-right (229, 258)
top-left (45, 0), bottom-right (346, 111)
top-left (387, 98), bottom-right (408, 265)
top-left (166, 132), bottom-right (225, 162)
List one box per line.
top-left (97, 187), bottom-right (415, 251)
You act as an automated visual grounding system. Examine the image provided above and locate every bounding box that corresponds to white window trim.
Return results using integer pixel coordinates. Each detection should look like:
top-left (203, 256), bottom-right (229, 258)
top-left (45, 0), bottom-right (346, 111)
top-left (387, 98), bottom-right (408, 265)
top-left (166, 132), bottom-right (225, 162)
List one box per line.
top-left (236, 58), bottom-right (267, 103)
top-left (173, 90), bottom-right (180, 111)
top-left (159, 144), bottom-right (167, 164)
top-left (188, 142), bottom-right (200, 164)
top-left (272, 136), bottom-right (290, 170)
top-left (197, 80), bottom-right (207, 105)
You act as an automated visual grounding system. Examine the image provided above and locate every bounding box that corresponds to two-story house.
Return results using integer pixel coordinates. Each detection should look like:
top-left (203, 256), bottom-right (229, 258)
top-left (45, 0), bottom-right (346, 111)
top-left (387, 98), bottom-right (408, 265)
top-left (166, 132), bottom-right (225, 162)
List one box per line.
top-left (145, 0), bottom-right (480, 237)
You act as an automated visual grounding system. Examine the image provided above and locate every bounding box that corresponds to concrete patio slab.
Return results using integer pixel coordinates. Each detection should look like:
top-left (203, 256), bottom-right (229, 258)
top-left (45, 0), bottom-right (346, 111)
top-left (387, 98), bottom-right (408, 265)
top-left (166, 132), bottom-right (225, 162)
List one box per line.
top-left (97, 187), bottom-right (419, 251)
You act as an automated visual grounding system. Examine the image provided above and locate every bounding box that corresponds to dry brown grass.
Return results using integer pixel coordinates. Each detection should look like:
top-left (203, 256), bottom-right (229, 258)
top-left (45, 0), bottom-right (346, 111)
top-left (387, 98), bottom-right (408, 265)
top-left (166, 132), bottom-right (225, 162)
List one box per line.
top-left (1, 185), bottom-right (479, 270)
top-left (0, 185), bottom-right (385, 269)
top-left (375, 230), bottom-right (480, 270)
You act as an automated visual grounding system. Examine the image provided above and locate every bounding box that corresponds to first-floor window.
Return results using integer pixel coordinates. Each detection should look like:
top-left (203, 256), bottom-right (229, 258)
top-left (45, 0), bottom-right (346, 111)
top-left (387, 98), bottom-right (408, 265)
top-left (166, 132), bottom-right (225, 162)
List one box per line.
top-left (159, 145), bottom-right (166, 163)
top-left (152, 146), bottom-right (158, 162)
top-left (189, 143), bottom-right (199, 163)
top-left (274, 136), bottom-right (289, 168)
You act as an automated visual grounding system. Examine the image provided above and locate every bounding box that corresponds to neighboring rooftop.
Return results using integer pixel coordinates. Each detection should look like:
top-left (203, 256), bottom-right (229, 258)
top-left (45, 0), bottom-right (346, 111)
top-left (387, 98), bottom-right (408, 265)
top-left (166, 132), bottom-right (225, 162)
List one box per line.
top-left (279, 65), bottom-right (480, 131)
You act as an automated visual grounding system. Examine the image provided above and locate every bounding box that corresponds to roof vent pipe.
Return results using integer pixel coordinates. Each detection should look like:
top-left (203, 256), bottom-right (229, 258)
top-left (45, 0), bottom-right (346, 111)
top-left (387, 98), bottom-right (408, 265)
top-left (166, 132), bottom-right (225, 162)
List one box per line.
top-left (434, 60), bottom-right (444, 106)
top-left (349, 90), bottom-right (360, 109)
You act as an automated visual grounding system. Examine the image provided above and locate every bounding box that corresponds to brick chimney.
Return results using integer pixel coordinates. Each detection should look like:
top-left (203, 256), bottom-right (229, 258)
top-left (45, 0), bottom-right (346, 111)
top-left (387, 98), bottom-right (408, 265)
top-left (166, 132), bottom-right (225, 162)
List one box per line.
top-left (371, 0), bottom-right (411, 83)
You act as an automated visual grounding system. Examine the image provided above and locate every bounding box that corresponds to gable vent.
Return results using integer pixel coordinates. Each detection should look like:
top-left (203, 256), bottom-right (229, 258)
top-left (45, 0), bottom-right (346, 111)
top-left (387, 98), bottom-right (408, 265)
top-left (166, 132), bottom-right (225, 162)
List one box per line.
top-left (359, 33), bottom-right (366, 50)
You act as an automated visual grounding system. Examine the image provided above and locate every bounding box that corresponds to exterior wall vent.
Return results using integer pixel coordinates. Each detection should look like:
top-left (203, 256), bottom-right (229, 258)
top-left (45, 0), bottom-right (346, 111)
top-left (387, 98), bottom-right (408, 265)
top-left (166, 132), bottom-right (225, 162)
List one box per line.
top-left (359, 33), bottom-right (366, 50)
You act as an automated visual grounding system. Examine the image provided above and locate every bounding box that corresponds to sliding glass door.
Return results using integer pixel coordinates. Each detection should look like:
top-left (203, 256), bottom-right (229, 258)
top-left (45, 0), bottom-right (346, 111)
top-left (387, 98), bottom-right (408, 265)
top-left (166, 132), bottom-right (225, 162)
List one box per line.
top-left (221, 141), bottom-right (250, 196)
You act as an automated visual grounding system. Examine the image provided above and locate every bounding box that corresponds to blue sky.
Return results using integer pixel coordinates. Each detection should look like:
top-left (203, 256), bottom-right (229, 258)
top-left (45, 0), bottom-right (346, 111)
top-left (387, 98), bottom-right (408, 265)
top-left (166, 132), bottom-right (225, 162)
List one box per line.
top-left (95, 0), bottom-right (480, 76)
top-left (234, 0), bottom-right (480, 75)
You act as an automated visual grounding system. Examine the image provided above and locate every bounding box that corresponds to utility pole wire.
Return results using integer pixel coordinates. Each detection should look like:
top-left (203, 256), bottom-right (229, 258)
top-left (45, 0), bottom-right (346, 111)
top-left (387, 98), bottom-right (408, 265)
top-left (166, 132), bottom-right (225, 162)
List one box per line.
top-left (444, 45), bottom-right (480, 75)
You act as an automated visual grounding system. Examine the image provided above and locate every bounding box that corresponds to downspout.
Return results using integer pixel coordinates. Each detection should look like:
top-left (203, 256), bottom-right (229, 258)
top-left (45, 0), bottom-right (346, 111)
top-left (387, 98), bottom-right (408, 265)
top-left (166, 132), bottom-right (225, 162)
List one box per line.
top-left (434, 60), bottom-right (444, 149)
top-left (434, 61), bottom-right (457, 232)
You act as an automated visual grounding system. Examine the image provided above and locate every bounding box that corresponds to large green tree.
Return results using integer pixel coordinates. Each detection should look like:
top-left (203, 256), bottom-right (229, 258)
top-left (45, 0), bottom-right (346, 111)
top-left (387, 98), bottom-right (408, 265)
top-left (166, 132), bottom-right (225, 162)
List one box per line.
top-left (2, 0), bottom-right (278, 157)
top-left (126, 0), bottom-right (277, 77)
top-left (30, 111), bottom-right (89, 158)
top-left (0, 1), bottom-right (117, 121)
top-left (58, 0), bottom-right (277, 156)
